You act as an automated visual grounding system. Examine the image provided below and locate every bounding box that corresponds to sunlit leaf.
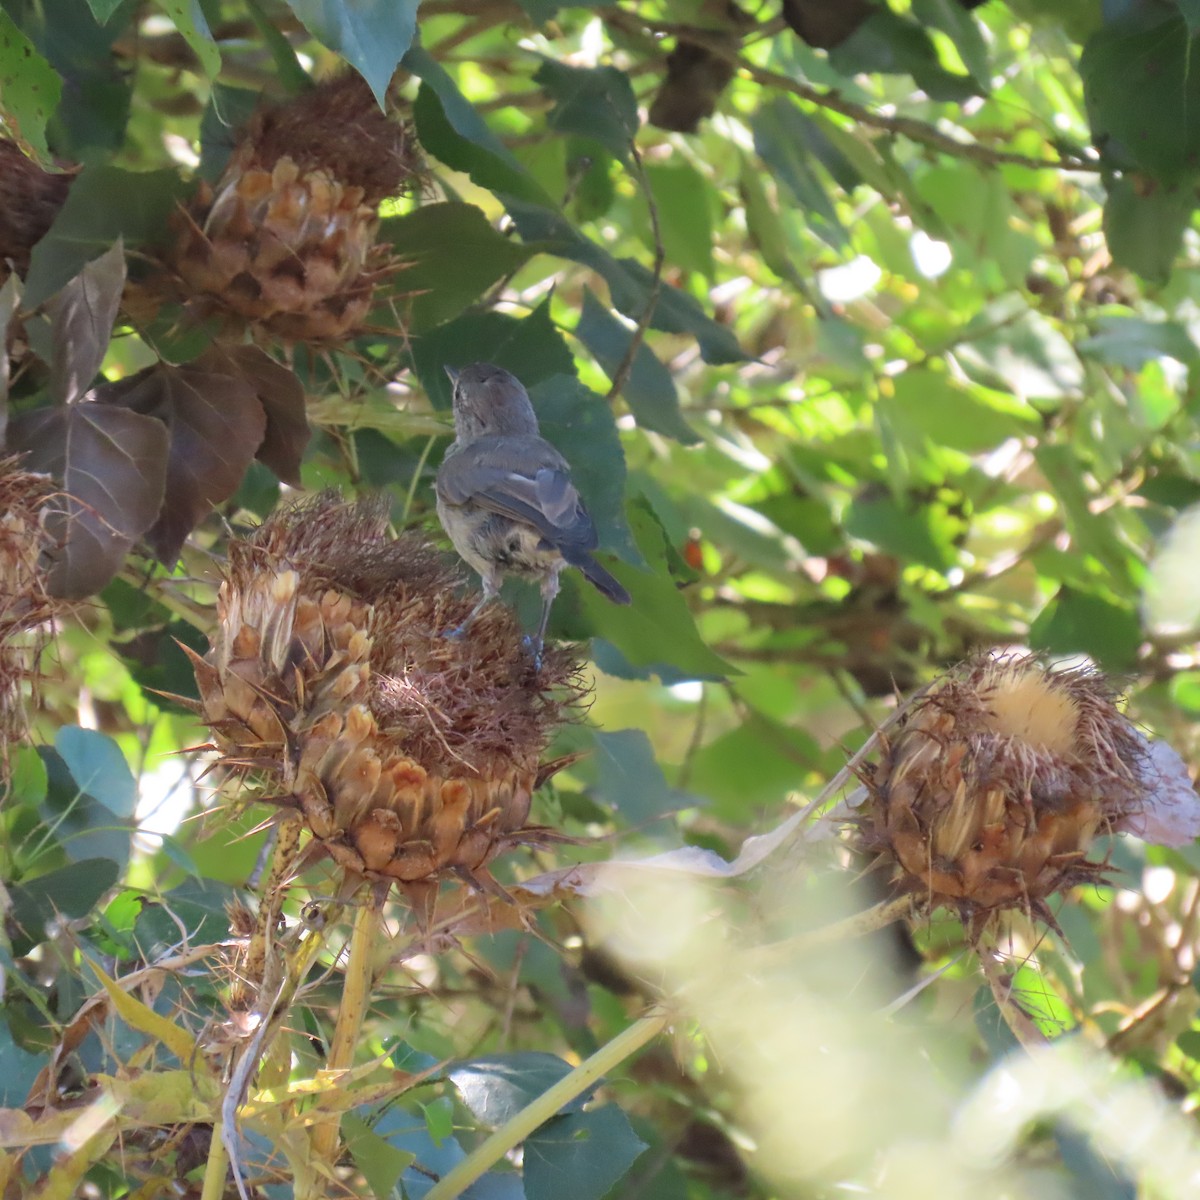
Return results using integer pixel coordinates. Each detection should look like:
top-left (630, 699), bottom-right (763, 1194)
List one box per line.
top-left (0, 10), bottom-right (62, 162)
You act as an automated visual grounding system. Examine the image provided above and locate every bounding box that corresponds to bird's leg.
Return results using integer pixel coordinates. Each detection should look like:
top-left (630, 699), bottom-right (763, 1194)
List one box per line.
top-left (444, 569), bottom-right (500, 640)
top-left (525, 567), bottom-right (562, 670)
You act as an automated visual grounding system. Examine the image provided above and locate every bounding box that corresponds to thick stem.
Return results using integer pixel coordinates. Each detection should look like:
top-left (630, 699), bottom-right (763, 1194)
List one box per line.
top-left (425, 1009), bottom-right (670, 1200)
top-left (310, 891), bottom-right (383, 1165)
top-left (199, 1123), bottom-right (230, 1200)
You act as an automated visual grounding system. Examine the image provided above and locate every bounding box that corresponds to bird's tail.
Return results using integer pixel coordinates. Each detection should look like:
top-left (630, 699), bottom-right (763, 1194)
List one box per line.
top-left (568, 551), bottom-right (632, 605)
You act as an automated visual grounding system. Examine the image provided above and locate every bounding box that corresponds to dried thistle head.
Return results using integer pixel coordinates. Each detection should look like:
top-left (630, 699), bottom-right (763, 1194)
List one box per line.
top-left (167, 75), bottom-right (423, 344)
top-left (187, 494), bottom-right (585, 892)
top-left (0, 140), bottom-right (73, 283)
top-left (0, 459), bottom-right (61, 766)
top-left (856, 654), bottom-right (1148, 930)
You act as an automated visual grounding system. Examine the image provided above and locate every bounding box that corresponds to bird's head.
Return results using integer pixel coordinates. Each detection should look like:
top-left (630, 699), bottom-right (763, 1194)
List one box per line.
top-left (444, 362), bottom-right (540, 442)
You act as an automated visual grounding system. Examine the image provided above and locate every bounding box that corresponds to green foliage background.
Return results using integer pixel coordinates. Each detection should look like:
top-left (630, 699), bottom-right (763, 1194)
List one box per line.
top-left (6, 0), bottom-right (1200, 1196)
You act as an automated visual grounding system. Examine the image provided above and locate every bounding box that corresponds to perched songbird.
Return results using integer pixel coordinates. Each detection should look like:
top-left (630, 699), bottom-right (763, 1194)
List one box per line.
top-left (436, 363), bottom-right (631, 661)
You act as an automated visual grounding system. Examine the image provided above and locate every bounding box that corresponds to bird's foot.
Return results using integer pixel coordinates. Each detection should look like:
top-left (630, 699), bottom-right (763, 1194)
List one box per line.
top-left (442, 622), bottom-right (470, 641)
top-left (521, 634), bottom-right (544, 671)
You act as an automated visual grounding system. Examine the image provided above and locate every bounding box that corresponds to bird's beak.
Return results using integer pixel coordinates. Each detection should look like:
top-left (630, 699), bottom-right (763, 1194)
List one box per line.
top-left (443, 365), bottom-right (460, 385)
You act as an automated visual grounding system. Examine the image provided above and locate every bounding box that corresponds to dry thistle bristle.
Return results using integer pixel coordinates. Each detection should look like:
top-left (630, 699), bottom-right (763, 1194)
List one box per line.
top-left (187, 493), bottom-right (585, 893)
top-left (0, 140), bottom-right (72, 283)
top-left (167, 75), bottom-right (422, 343)
top-left (856, 654), bottom-right (1148, 929)
top-left (0, 459), bottom-right (61, 769)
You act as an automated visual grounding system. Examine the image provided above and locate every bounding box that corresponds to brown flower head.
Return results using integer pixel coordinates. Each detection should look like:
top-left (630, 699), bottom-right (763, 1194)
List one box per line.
top-left (168, 75), bottom-right (422, 343)
top-left (187, 493), bottom-right (585, 892)
top-left (856, 653), bottom-right (1148, 929)
top-left (0, 140), bottom-right (73, 284)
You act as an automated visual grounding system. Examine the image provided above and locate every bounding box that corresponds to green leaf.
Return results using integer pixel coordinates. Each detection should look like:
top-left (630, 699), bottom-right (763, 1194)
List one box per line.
top-left (503, 198), bottom-right (744, 364)
top-left (83, 0), bottom-right (127, 21)
top-left (574, 288), bottom-right (698, 444)
top-left (1082, 8), bottom-right (1200, 184)
top-left (534, 59), bottom-right (639, 161)
top-left (9, 745), bottom-right (48, 805)
top-left (1077, 315), bottom-right (1199, 369)
top-left (9, 858), bottom-right (120, 946)
top-left (590, 728), bottom-right (682, 824)
top-left (752, 98), bottom-right (848, 251)
top-left (22, 164), bottom-right (187, 308)
top-left (879, 368), bottom-right (1038, 457)
top-left (524, 1106), bottom-right (647, 1200)
top-left (0, 9), bottom-right (62, 162)
top-left (911, 0), bottom-right (990, 85)
top-left (282, 0), bottom-right (417, 106)
top-left (156, 0), bottom-right (221, 78)
top-left (55, 726), bottom-right (137, 817)
top-left (1102, 175), bottom-right (1194, 283)
top-left (738, 154), bottom-right (804, 286)
top-left (644, 162), bottom-right (715, 279)
top-left (1028, 586), bottom-right (1142, 670)
top-left (407, 47), bottom-right (553, 206)
top-left (449, 1053), bottom-right (587, 1126)
top-left (954, 299), bottom-right (1084, 402)
top-left (689, 715), bottom-right (821, 820)
top-left (844, 493), bottom-right (959, 570)
top-left (582, 496), bottom-right (732, 681)
top-left (381, 202), bottom-right (536, 330)
top-left (344, 1112), bottom-right (416, 1200)
top-left (830, 10), bottom-right (977, 101)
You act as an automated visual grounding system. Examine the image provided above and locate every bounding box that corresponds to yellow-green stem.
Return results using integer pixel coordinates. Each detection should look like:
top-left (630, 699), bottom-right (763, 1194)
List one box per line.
top-left (425, 1008), bottom-right (670, 1200)
top-left (747, 894), bottom-right (914, 967)
top-left (199, 1123), bottom-right (229, 1200)
top-left (310, 894), bottom-right (382, 1164)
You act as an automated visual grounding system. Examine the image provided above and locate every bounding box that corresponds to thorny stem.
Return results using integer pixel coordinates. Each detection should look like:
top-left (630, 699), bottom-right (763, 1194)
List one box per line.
top-left (425, 1009), bottom-right (670, 1200)
top-left (310, 889), bottom-right (384, 1165)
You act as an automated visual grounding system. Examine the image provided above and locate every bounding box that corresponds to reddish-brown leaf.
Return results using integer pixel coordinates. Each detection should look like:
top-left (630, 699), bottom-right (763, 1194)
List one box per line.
top-left (96, 354), bottom-right (267, 564)
top-left (46, 239), bottom-right (126, 405)
top-left (211, 344), bottom-right (309, 486)
top-left (7, 402), bottom-right (168, 598)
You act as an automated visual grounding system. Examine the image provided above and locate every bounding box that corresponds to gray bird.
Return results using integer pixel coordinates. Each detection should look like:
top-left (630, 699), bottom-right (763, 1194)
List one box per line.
top-left (436, 362), bottom-right (631, 661)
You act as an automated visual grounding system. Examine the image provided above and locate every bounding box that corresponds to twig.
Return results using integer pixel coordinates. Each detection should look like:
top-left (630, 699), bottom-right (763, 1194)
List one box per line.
top-left (424, 1008), bottom-right (670, 1200)
top-left (605, 139), bottom-right (664, 404)
top-left (605, 9), bottom-right (1102, 175)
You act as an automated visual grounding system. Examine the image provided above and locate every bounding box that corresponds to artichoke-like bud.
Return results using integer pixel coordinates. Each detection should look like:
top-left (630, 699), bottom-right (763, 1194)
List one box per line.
top-left (856, 654), bottom-right (1148, 928)
top-left (186, 494), bottom-right (583, 890)
top-left (0, 459), bottom-right (60, 760)
top-left (168, 75), bottom-right (420, 343)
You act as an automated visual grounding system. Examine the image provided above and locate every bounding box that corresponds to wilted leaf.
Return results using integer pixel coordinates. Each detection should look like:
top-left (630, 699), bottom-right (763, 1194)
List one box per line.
top-left (6, 402), bottom-right (168, 598)
top-left (46, 239), bottom-right (125, 404)
top-left (96, 351), bottom-right (269, 563)
top-left (212, 344), bottom-right (309, 485)
top-left (1124, 738), bottom-right (1200, 848)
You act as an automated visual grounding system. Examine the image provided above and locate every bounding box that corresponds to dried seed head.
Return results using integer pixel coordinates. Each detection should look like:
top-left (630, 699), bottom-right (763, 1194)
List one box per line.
top-left (0, 459), bottom-right (62, 767)
top-left (856, 654), bottom-right (1148, 929)
top-left (0, 140), bottom-right (73, 283)
top-left (188, 493), bottom-right (585, 891)
top-left (167, 75), bottom-right (423, 343)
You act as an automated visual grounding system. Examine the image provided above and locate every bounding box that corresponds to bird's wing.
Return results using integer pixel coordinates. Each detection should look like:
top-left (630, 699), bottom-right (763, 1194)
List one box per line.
top-left (436, 437), bottom-right (598, 552)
